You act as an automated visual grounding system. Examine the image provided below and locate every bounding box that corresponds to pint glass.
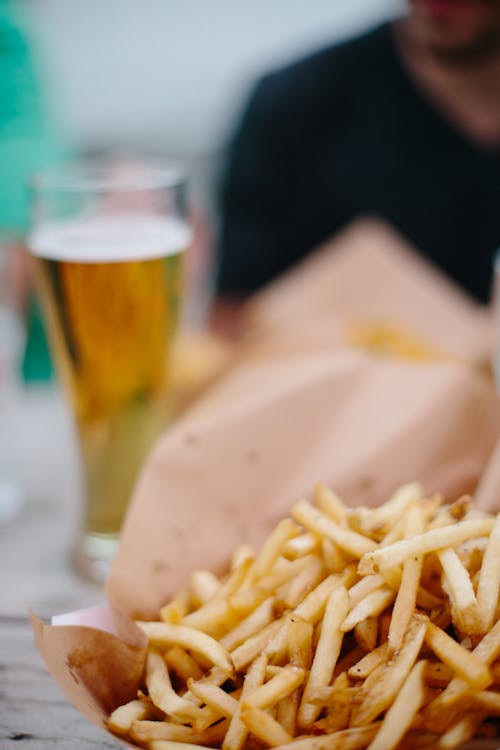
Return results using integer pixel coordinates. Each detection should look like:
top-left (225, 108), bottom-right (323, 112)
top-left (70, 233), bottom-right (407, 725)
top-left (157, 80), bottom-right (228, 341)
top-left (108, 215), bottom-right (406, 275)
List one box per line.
top-left (29, 161), bottom-right (190, 581)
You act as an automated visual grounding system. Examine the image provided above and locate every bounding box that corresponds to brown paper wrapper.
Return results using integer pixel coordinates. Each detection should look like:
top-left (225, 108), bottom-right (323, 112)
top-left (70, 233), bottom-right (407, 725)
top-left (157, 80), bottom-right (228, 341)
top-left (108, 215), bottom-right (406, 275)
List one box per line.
top-left (33, 219), bottom-right (500, 747)
top-left (240, 218), bottom-right (492, 367)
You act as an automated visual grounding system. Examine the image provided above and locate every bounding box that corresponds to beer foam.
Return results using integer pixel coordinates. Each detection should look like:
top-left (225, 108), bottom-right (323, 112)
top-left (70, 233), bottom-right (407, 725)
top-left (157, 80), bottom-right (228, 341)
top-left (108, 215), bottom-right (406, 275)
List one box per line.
top-left (30, 215), bottom-right (191, 263)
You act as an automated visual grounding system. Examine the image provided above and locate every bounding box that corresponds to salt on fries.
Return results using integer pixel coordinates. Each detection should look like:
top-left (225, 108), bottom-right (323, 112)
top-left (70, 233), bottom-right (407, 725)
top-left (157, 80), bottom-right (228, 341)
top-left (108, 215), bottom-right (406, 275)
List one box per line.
top-left (108, 482), bottom-right (500, 750)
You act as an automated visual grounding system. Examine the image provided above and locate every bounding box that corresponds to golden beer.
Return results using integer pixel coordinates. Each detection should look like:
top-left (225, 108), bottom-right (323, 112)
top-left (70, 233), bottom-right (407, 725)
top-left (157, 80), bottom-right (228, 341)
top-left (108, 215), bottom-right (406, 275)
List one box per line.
top-left (30, 215), bottom-right (188, 540)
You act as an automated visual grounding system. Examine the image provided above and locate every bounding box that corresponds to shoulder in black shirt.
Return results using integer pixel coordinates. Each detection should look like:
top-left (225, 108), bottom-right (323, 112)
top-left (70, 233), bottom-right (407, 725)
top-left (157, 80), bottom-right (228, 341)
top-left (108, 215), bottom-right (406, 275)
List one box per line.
top-left (217, 23), bottom-right (500, 302)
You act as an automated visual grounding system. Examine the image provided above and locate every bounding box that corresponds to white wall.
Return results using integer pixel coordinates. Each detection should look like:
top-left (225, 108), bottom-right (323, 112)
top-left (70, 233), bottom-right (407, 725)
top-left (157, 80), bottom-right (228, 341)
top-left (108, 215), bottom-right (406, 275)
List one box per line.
top-left (28, 0), bottom-right (403, 204)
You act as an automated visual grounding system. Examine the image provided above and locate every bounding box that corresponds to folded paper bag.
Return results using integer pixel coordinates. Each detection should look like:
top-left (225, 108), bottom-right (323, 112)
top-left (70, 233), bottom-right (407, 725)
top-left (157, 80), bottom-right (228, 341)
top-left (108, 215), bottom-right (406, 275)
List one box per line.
top-left (241, 218), bottom-right (492, 366)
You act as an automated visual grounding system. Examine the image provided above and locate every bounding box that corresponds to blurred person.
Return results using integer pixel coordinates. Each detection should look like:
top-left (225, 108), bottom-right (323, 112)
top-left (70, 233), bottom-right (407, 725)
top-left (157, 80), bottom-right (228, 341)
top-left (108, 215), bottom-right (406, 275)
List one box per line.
top-left (214, 0), bottom-right (500, 338)
top-left (0, 0), bottom-right (66, 379)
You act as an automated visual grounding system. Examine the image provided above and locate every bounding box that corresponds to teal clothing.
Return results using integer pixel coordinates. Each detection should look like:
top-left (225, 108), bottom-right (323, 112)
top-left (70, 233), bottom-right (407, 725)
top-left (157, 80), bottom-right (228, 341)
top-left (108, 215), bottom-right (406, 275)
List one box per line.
top-left (0, 0), bottom-right (67, 379)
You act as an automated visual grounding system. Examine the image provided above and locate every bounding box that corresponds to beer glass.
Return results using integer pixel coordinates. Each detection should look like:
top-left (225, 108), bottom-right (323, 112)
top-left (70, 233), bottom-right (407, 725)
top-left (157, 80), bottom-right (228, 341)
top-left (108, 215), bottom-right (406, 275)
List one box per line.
top-left (28, 161), bottom-right (190, 581)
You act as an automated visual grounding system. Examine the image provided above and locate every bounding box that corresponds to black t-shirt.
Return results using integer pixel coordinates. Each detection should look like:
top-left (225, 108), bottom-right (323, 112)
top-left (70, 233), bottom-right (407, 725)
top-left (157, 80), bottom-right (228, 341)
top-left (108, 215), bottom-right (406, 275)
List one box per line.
top-left (217, 22), bottom-right (500, 303)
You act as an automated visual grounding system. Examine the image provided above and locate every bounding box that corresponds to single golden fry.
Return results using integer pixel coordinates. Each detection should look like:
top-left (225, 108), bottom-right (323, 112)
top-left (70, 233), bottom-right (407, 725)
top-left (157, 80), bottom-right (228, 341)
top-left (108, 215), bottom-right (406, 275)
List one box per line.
top-left (352, 615), bottom-right (427, 727)
top-left (348, 643), bottom-right (388, 681)
top-left (187, 679), bottom-right (239, 718)
top-left (190, 569), bottom-right (221, 606)
top-left (108, 698), bottom-right (152, 735)
top-left (283, 532), bottom-right (319, 559)
top-left (145, 649), bottom-right (200, 720)
top-left (476, 514), bottom-right (500, 632)
top-left (437, 547), bottom-right (482, 634)
top-left (130, 718), bottom-right (228, 745)
top-left (240, 703), bottom-right (293, 747)
top-left (222, 654), bottom-right (267, 750)
top-left (314, 483), bottom-right (347, 525)
top-left (247, 518), bottom-right (300, 584)
top-left (341, 587), bottom-right (395, 632)
top-left (358, 519), bottom-right (495, 575)
top-left (292, 500), bottom-right (377, 558)
top-left (245, 665), bottom-right (305, 709)
top-left (220, 597), bottom-right (275, 652)
top-left (354, 617), bottom-right (378, 653)
top-left (165, 646), bottom-right (204, 683)
top-left (298, 586), bottom-right (349, 728)
top-left (137, 622), bottom-right (234, 676)
top-left (366, 660), bottom-right (427, 750)
top-left (424, 621), bottom-right (491, 689)
top-left (388, 504), bottom-right (424, 654)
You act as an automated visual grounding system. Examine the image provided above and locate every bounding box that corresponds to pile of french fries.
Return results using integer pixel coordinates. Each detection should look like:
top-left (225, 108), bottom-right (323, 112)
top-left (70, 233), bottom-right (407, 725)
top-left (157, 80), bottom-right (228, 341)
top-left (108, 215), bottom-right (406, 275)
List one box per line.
top-left (108, 482), bottom-right (500, 750)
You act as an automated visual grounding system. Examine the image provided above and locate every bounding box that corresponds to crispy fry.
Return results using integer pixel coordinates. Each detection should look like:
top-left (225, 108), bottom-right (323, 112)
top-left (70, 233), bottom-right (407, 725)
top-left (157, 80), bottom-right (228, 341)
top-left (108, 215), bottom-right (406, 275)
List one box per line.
top-left (222, 653), bottom-right (267, 750)
top-left (293, 500), bottom-right (377, 558)
top-left (314, 483), bottom-right (347, 525)
top-left (366, 660), bottom-right (427, 750)
top-left (348, 643), bottom-right (388, 680)
top-left (476, 514), bottom-right (500, 632)
top-left (220, 597), bottom-right (275, 652)
top-left (145, 649), bottom-right (200, 720)
top-left (190, 569), bottom-right (221, 605)
top-left (131, 718), bottom-right (229, 745)
top-left (298, 586), bottom-right (349, 728)
top-left (245, 665), bottom-right (305, 709)
top-left (351, 615), bottom-right (427, 727)
top-left (241, 704), bottom-right (293, 747)
top-left (358, 519), bottom-right (495, 574)
top-left (108, 698), bottom-right (152, 735)
top-left (388, 504), bottom-right (424, 654)
top-left (424, 621), bottom-right (492, 689)
top-left (341, 588), bottom-right (395, 632)
top-left (165, 646), bottom-right (204, 683)
top-left (187, 679), bottom-right (239, 718)
top-left (137, 622), bottom-right (234, 676)
top-left (247, 518), bottom-right (300, 584)
top-left (437, 547), bottom-right (482, 634)
top-left (283, 533), bottom-right (320, 559)
top-left (354, 618), bottom-right (378, 653)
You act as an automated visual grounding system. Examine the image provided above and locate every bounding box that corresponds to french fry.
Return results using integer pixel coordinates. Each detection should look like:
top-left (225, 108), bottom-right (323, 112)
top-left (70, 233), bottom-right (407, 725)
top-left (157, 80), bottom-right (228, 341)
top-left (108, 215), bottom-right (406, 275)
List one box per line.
top-left (271, 723), bottom-right (381, 750)
top-left (341, 587), bottom-right (395, 632)
top-left (292, 500), bottom-right (377, 558)
top-left (387, 504), bottom-right (424, 654)
top-left (165, 646), bottom-right (204, 683)
top-left (321, 538), bottom-right (348, 573)
top-left (297, 586), bottom-right (349, 728)
top-left (247, 518), bottom-right (300, 584)
top-left (220, 597), bottom-right (275, 652)
top-left (222, 653), bottom-right (267, 750)
top-left (314, 483), bottom-right (347, 525)
top-left (476, 514), bottom-right (500, 632)
top-left (190, 569), bottom-right (221, 605)
top-left (351, 614), bottom-right (427, 727)
top-left (348, 643), bottom-right (388, 680)
top-left (358, 519), bottom-right (495, 574)
top-left (240, 704), bottom-right (293, 747)
top-left (108, 699), bottom-right (152, 735)
top-left (231, 619), bottom-right (283, 671)
top-left (283, 533), bottom-right (319, 559)
top-left (130, 718), bottom-right (229, 745)
top-left (245, 665), bottom-right (305, 709)
top-left (187, 679), bottom-right (239, 718)
top-left (424, 621), bottom-right (492, 689)
top-left (356, 482), bottom-right (423, 536)
top-left (437, 712), bottom-right (486, 750)
top-left (279, 555), bottom-right (324, 609)
top-left (365, 659), bottom-right (427, 750)
top-left (354, 617), bottom-right (378, 653)
top-left (437, 547), bottom-right (482, 634)
top-left (145, 649), bottom-right (200, 720)
top-left (316, 672), bottom-right (352, 732)
top-left (137, 622), bottom-right (234, 676)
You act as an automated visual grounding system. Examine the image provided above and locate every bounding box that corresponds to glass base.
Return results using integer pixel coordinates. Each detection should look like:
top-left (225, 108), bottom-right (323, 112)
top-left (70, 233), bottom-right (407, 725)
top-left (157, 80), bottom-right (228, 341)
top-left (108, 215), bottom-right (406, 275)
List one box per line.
top-left (72, 532), bottom-right (119, 584)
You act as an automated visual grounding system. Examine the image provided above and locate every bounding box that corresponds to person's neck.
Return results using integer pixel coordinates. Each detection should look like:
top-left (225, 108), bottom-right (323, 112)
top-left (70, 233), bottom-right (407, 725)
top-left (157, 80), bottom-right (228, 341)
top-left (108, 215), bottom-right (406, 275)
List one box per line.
top-left (394, 18), bottom-right (500, 147)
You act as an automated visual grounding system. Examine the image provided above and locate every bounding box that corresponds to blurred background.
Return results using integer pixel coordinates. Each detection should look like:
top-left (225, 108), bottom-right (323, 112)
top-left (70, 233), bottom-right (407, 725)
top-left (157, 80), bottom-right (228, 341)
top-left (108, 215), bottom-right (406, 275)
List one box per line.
top-left (27, 0), bottom-right (403, 220)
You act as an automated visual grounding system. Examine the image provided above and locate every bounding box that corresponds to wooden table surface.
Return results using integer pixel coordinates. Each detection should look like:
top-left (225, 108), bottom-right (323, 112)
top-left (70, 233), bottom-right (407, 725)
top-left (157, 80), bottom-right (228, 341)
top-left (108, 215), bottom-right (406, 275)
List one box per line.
top-left (2, 385), bottom-right (499, 750)
top-left (1, 384), bottom-right (114, 749)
